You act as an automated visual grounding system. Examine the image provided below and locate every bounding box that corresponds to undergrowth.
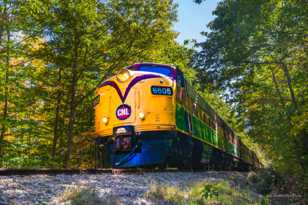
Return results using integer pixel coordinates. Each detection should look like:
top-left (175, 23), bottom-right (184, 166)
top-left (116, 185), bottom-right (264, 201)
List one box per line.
top-left (57, 186), bottom-right (121, 205)
top-left (145, 181), bottom-right (269, 205)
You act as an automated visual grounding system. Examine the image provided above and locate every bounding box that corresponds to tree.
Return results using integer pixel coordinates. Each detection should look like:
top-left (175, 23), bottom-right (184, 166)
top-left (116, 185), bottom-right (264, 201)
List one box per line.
top-left (0, 0), bottom-right (20, 156)
top-left (18, 0), bottom-right (180, 168)
top-left (193, 0), bottom-right (308, 190)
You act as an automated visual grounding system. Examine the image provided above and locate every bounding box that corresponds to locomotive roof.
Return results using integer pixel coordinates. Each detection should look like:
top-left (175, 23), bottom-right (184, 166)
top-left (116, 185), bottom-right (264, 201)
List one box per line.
top-left (126, 62), bottom-right (177, 70)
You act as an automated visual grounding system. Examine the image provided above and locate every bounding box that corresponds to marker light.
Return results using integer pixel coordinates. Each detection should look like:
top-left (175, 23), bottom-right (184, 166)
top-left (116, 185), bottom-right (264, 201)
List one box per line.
top-left (138, 112), bottom-right (145, 120)
top-left (116, 69), bottom-right (131, 82)
top-left (102, 117), bottom-right (108, 124)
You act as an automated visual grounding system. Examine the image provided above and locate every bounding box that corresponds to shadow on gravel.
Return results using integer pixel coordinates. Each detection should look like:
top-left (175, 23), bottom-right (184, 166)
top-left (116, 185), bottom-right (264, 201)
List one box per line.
top-left (0, 189), bottom-right (10, 205)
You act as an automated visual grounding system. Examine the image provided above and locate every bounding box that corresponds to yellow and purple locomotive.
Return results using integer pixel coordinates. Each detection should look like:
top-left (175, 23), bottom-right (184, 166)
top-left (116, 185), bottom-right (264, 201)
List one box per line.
top-left (94, 63), bottom-right (261, 170)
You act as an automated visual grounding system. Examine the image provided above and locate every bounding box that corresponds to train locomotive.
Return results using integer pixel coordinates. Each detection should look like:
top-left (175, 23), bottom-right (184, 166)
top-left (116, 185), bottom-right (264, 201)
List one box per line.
top-left (94, 63), bottom-right (261, 170)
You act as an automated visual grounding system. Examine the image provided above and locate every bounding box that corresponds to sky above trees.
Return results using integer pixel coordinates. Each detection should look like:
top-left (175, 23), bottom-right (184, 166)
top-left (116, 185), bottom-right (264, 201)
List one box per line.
top-left (173, 0), bottom-right (220, 44)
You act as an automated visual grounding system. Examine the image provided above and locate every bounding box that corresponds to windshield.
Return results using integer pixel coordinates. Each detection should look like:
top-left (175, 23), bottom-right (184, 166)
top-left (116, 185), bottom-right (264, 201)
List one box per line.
top-left (128, 64), bottom-right (175, 79)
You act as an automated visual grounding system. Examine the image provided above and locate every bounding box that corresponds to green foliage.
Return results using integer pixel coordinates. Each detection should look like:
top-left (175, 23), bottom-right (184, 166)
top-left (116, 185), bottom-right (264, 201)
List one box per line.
top-left (57, 187), bottom-right (121, 205)
top-left (201, 183), bottom-right (219, 200)
top-left (247, 169), bottom-right (282, 195)
top-left (146, 183), bottom-right (185, 203)
top-left (193, 0), bottom-right (308, 192)
top-left (146, 181), bottom-right (268, 205)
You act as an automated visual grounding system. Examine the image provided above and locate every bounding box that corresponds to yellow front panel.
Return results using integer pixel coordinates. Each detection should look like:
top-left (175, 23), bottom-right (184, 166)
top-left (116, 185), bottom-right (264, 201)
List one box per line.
top-left (95, 71), bottom-right (176, 137)
top-left (134, 78), bottom-right (175, 131)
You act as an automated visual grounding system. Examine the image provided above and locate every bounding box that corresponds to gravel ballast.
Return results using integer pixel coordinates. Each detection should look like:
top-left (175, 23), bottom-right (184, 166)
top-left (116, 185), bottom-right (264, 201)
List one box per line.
top-left (0, 171), bottom-right (248, 205)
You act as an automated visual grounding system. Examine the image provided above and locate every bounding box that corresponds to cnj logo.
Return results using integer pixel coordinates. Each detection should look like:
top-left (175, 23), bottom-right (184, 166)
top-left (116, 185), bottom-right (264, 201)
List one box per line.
top-left (116, 104), bottom-right (131, 120)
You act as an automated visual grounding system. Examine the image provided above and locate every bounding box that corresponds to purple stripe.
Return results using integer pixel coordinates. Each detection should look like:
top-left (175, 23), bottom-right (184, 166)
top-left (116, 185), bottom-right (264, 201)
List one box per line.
top-left (98, 74), bottom-right (161, 103)
top-left (99, 81), bottom-right (125, 102)
top-left (123, 74), bottom-right (160, 101)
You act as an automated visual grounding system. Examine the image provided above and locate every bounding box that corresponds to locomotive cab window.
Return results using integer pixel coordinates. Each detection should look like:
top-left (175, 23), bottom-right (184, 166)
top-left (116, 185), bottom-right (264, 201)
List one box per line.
top-left (176, 69), bottom-right (186, 102)
top-left (176, 69), bottom-right (185, 88)
top-left (128, 64), bottom-right (175, 78)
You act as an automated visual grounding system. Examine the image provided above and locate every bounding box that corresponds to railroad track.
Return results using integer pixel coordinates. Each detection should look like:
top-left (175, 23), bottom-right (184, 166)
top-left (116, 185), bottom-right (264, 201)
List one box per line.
top-left (0, 168), bottom-right (181, 175)
top-left (0, 168), bottom-right (111, 176)
top-left (111, 167), bottom-right (178, 174)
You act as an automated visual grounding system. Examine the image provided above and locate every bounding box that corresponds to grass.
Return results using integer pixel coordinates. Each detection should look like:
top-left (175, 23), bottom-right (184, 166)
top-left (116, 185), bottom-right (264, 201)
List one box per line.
top-left (145, 181), bottom-right (269, 205)
top-left (57, 186), bottom-right (121, 205)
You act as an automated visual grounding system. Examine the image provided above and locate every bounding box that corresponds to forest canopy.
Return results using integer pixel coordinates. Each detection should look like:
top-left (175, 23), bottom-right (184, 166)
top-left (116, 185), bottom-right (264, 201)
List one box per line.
top-left (193, 0), bottom-right (307, 191)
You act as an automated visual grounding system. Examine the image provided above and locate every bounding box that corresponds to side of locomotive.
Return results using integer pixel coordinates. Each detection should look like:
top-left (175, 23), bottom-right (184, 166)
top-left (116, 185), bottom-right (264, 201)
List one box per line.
top-left (94, 63), bottom-right (261, 170)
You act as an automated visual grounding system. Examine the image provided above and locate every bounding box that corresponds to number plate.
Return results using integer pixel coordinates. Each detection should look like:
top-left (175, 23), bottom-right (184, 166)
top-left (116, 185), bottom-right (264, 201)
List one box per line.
top-left (151, 86), bottom-right (173, 96)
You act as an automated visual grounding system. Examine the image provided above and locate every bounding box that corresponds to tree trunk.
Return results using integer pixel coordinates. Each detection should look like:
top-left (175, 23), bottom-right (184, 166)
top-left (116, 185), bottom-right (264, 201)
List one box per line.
top-left (64, 33), bottom-right (80, 168)
top-left (279, 63), bottom-right (298, 111)
top-left (270, 68), bottom-right (292, 128)
top-left (278, 65), bottom-right (303, 172)
top-left (271, 69), bottom-right (285, 107)
top-left (52, 67), bottom-right (63, 159)
top-left (0, 25), bottom-right (10, 155)
top-left (0, 27), bottom-right (3, 43)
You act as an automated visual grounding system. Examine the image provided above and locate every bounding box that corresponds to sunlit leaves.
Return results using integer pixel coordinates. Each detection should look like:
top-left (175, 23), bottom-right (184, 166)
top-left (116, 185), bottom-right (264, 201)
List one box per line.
top-left (193, 0), bottom-right (308, 182)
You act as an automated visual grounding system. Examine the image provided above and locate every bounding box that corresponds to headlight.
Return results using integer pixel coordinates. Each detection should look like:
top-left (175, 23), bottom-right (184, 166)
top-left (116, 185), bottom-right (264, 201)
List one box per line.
top-left (138, 112), bottom-right (145, 120)
top-left (102, 117), bottom-right (108, 124)
top-left (116, 69), bottom-right (131, 82)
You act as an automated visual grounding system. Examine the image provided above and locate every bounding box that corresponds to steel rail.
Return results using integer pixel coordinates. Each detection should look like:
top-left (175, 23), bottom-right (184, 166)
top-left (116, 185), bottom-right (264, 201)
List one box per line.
top-left (0, 169), bottom-right (111, 176)
top-left (0, 168), bottom-right (245, 175)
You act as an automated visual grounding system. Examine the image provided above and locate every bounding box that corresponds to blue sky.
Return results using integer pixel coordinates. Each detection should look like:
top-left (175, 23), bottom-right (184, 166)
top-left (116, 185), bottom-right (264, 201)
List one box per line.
top-left (173, 0), bottom-right (220, 44)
